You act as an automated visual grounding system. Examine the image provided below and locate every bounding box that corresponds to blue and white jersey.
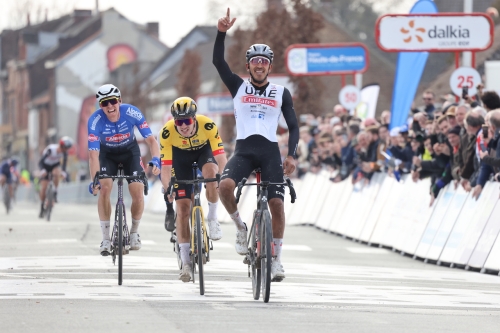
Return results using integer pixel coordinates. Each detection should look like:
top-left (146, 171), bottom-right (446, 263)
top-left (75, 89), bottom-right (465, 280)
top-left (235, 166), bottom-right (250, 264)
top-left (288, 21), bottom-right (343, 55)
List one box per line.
top-left (87, 103), bottom-right (152, 152)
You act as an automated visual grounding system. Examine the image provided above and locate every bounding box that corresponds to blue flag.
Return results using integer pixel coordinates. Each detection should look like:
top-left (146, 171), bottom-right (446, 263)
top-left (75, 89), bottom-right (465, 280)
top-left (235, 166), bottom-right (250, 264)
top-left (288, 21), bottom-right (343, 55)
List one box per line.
top-left (390, 0), bottom-right (438, 130)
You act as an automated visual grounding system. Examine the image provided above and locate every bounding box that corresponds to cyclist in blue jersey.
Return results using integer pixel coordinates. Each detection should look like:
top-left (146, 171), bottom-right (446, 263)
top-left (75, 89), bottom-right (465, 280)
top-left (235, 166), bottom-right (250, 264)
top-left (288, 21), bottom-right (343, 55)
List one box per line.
top-left (87, 84), bottom-right (161, 256)
top-left (1, 157), bottom-right (19, 200)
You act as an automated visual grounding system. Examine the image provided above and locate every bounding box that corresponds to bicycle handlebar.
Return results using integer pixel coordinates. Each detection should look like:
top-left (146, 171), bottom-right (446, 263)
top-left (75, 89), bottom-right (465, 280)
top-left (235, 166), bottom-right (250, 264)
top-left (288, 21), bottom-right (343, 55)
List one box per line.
top-left (170, 174), bottom-right (220, 186)
top-left (92, 171), bottom-right (149, 196)
top-left (235, 177), bottom-right (296, 204)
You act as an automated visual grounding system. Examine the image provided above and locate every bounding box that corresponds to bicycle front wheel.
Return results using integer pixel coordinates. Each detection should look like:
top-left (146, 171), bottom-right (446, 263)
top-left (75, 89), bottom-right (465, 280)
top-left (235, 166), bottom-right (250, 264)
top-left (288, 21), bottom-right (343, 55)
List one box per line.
top-left (250, 210), bottom-right (261, 300)
top-left (118, 203), bottom-right (124, 286)
top-left (194, 208), bottom-right (205, 295)
top-left (45, 185), bottom-right (53, 222)
top-left (261, 210), bottom-right (272, 303)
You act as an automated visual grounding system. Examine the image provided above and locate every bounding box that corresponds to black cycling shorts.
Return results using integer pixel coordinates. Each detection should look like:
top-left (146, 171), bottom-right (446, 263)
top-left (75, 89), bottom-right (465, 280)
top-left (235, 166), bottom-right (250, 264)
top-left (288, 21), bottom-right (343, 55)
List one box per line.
top-left (171, 143), bottom-right (216, 201)
top-left (40, 162), bottom-right (61, 181)
top-left (221, 135), bottom-right (285, 201)
top-left (99, 143), bottom-right (145, 184)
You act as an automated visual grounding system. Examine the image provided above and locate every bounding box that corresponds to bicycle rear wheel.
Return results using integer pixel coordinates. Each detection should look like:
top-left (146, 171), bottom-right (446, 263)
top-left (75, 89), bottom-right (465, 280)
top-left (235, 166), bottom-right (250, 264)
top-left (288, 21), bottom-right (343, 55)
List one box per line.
top-left (250, 210), bottom-right (261, 300)
top-left (194, 208), bottom-right (205, 295)
top-left (118, 203), bottom-right (124, 285)
top-left (261, 210), bottom-right (272, 303)
top-left (45, 185), bottom-right (53, 222)
top-left (3, 186), bottom-right (10, 214)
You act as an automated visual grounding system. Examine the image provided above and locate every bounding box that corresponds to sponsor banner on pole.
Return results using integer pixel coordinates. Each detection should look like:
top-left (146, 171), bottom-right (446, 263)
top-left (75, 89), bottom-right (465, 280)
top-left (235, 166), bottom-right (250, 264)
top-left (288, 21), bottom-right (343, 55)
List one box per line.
top-left (286, 43), bottom-right (369, 76)
top-left (376, 13), bottom-right (493, 52)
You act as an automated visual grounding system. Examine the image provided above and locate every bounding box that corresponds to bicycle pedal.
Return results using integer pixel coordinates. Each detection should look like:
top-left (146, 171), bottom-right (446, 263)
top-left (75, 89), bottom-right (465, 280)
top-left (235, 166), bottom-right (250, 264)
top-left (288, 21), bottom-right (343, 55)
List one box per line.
top-left (243, 256), bottom-right (250, 265)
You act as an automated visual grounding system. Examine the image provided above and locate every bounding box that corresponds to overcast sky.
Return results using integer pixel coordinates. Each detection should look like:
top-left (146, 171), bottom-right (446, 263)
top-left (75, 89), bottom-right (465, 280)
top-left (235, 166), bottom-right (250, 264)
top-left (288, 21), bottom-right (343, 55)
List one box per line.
top-left (0, 0), bottom-right (415, 48)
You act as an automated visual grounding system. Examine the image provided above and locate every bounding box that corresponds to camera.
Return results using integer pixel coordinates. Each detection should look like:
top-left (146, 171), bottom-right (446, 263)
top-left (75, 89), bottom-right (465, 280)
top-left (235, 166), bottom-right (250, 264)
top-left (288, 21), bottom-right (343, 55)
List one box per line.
top-left (415, 131), bottom-right (426, 143)
top-left (483, 125), bottom-right (489, 139)
top-left (437, 133), bottom-right (446, 144)
top-left (462, 85), bottom-right (469, 99)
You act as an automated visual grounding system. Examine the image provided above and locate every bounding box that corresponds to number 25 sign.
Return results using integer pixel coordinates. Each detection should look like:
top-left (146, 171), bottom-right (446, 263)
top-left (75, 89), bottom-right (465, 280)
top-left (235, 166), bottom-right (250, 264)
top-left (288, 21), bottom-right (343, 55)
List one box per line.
top-left (449, 67), bottom-right (482, 97)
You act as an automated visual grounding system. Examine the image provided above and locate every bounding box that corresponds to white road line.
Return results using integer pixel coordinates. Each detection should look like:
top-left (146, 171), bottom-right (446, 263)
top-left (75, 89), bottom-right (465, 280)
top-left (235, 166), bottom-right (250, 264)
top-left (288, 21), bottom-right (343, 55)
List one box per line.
top-left (215, 243), bottom-right (312, 251)
top-left (345, 247), bottom-right (390, 254)
top-left (38, 239), bottom-right (78, 243)
top-left (1, 256), bottom-right (499, 284)
top-left (141, 240), bottom-right (156, 245)
top-left (285, 245), bottom-right (312, 251)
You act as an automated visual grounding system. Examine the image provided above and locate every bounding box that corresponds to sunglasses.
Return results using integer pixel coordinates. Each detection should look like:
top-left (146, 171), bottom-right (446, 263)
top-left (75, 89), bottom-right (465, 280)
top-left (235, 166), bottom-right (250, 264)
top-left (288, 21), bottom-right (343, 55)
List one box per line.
top-left (422, 97), bottom-right (433, 101)
top-left (249, 56), bottom-right (270, 66)
top-left (174, 118), bottom-right (194, 126)
top-left (100, 98), bottom-right (119, 107)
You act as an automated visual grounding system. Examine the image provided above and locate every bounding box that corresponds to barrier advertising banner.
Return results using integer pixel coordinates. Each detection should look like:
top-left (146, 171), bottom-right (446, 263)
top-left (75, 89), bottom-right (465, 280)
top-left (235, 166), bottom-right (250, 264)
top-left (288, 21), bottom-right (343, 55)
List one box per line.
top-left (468, 198), bottom-right (500, 269)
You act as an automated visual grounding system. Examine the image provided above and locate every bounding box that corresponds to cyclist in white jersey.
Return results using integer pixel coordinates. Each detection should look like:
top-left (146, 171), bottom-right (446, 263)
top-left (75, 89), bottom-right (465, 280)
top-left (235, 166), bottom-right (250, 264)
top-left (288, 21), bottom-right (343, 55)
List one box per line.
top-left (213, 8), bottom-right (299, 282)
top-left (38, 136), bottom-right (73, 217)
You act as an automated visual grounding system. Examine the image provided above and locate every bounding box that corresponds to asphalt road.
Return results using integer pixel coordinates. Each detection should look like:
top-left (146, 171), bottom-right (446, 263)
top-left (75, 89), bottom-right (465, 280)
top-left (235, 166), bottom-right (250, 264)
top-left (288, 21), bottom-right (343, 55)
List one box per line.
top-left (1, 201), bottom-right (500, 333)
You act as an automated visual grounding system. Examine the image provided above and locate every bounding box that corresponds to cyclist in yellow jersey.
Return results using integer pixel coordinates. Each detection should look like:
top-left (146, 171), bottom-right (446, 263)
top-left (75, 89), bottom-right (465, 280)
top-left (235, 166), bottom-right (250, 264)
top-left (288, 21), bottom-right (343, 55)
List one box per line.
top-left (159, 97), bottom-right (227, 282)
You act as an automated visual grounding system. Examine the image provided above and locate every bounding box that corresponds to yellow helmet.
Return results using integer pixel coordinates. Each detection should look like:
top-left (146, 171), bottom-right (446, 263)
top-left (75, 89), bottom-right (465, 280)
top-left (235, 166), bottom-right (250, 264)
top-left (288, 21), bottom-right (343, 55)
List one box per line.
top-left (171, 97), bottom-right (197, 119)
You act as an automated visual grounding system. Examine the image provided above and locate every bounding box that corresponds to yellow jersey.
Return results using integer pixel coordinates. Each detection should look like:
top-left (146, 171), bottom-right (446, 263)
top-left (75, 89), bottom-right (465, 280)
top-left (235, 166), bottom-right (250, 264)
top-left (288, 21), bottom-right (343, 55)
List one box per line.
top-left (159, 115), bottom-right (224, 166)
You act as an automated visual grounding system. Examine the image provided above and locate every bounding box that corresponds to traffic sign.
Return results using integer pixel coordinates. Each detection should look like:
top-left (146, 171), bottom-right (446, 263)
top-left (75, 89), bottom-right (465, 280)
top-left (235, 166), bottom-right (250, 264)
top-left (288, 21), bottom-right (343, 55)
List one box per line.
top-left (339, 85), bottom-right (361, 110)
top-left (286, 43), bottom-right (369, 76)
top-left (449, 67), bottom-right (482, 97)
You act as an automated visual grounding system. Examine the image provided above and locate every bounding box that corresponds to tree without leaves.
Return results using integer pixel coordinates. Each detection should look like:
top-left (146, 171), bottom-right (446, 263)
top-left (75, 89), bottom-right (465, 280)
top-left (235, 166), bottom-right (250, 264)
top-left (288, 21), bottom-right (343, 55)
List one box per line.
top-left (287, 0), bottom-right (325, 116)
top-left (227, 0), bottom-right (326, 116)
top-left (176, 49), bottom-right (202, 99)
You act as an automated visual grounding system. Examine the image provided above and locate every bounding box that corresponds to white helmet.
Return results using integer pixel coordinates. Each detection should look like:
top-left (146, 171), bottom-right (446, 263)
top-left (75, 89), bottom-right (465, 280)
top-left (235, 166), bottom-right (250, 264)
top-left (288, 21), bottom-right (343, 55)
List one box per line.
top-left (96, 84), bottom-right (121, 103)
top-left (246, 44), bottom-right (274, 63)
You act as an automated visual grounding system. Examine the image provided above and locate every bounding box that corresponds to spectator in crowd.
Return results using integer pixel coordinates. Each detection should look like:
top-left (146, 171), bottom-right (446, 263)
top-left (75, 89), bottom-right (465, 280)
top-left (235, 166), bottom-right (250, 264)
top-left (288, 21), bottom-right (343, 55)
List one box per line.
top-left (296, 126), bottom-right (312, 177)
top-left (413, 111), bottom-right (429, 134)
top-left (380, 110), bottom-right (391, 125)
top-left (445, 106), bottom-right (458, 128)
top-left (464, 112), bottom-right (485, 189)
top-left (455, 104), bottom-right (468, 127)
top-left (389, 126), bottom-right (413, 173)
top-left (333, 104), bottom-right (347, 118)
top-left (481, 91), bottom-right (500, 111)
top-left (378, 124), bottom-right (389, 147)
top-left (475, 110), bottom-right (500, 198)
top-left (421, 89), bottom-right (436, 117)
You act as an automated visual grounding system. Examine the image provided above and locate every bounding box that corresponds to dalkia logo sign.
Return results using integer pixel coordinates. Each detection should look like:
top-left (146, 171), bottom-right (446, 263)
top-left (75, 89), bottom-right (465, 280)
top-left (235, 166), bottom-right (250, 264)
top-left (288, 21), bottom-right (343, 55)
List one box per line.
top-left (376, 14), bottom-right (493, 52)
top-left (401, 20), bottom-right (426, 43)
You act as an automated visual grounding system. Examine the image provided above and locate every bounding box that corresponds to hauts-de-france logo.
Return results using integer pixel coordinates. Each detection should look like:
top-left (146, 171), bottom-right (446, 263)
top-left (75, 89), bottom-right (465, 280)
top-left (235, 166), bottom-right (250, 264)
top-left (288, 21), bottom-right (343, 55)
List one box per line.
top-left (401, 20), bottom-right (426, 43)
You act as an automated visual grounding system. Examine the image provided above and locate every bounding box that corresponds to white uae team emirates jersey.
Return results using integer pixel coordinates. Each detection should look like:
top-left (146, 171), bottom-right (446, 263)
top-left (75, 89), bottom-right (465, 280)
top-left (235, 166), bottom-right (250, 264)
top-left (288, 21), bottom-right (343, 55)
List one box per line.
top-left (41, 144), bottom-right (64, 166)
top-left (233, 80), bottom-right (284, 142)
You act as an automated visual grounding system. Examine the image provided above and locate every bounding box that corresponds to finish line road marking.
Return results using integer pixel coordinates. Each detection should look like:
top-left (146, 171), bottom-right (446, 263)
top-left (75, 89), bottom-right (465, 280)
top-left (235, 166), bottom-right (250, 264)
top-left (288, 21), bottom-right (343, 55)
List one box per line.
top-left (0, 278), bottom-right (499, 308)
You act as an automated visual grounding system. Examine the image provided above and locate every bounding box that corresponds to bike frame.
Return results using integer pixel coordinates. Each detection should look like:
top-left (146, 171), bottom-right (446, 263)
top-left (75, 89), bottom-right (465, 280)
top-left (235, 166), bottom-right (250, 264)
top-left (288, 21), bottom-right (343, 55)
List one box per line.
top-left (93, 166), bottom-right (148, 286)
top-left (236, 171), bottom-right (297, 303)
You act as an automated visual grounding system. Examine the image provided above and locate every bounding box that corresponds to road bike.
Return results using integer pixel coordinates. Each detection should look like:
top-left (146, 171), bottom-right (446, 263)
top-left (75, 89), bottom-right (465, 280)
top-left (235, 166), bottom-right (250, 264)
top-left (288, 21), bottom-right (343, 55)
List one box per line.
top-left (2, 183), bottom-right (11, 214)
top-left (93, 164), bottom-right (148, 286)
top-left (170, 162), bottom-right (220, 295)
top-left (235, 170), bottom-right (296, 303)
top-left (43, 172), bottom-right (56, 222)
